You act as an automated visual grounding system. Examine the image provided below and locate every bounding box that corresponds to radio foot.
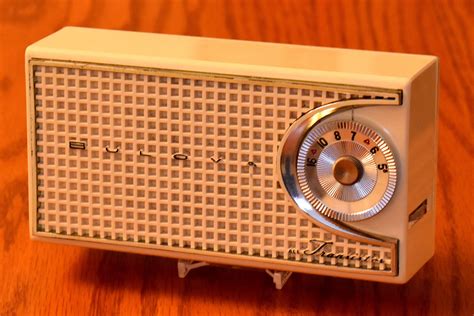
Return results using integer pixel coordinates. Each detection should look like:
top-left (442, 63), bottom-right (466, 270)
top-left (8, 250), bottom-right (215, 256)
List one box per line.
top-left (177, 260), bottom-right (209, 278)
top-left (265, 270), bottom-right (293, 290)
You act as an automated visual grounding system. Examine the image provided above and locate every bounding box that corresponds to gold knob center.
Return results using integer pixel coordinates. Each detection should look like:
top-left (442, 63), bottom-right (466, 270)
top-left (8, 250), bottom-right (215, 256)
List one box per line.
top-left (332, 156), bottom-right (364, 186)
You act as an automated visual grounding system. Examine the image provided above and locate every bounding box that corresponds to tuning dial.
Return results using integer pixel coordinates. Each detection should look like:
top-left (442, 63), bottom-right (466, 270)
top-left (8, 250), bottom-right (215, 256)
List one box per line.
top-left (297, 120), bottom-right (397, 221)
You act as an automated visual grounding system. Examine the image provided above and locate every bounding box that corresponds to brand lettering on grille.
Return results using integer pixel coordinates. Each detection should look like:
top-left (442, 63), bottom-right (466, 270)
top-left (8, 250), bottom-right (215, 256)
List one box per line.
top-left (288, 239), bottom-right (384, 264)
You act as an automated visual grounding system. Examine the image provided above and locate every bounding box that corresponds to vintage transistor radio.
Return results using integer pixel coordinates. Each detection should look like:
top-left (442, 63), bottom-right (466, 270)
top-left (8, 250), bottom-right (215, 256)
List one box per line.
top-left (26, 27), bottom-right (438, 288)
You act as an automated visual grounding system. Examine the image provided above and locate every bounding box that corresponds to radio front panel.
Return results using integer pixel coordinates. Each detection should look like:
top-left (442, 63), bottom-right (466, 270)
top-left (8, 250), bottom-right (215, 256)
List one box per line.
top-left (30, 60), bottom-right (400, 275)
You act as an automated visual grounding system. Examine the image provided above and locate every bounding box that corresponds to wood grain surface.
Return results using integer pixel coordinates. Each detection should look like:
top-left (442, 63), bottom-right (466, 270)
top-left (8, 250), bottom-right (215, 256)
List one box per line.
top-left (0, 0), bottom-right (473, 315)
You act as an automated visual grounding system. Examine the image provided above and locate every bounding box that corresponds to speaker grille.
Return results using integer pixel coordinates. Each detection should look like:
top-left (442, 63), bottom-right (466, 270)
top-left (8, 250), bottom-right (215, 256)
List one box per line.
top-left (32, 61), bottom-right (398, 272)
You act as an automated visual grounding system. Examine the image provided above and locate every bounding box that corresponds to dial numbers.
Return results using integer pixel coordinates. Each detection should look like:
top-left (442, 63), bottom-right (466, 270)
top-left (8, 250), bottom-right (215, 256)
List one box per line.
top-left (297, 120), bottom-right (397, 222)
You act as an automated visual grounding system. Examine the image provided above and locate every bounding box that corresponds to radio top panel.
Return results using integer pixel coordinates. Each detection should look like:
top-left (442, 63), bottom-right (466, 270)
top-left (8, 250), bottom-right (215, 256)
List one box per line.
top-left (26, 27), bottom-right (435, 90)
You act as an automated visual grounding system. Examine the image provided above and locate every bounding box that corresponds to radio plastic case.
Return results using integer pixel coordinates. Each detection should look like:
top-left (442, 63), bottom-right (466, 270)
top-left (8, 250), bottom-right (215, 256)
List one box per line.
top-left (26, 27), bottom-right (438, 286)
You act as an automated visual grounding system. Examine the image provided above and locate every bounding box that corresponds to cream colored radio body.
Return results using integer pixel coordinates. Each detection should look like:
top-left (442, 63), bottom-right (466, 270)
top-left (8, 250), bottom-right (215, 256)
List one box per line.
top-left (26, 27), bottom-right (438, 287)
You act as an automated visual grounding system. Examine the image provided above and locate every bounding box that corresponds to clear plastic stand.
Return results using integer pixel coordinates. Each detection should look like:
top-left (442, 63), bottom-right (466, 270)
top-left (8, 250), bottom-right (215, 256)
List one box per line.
top-left (177, 259), bottom-right (292, 289)
top-left (177, 260), bottom-right (209, 278)
top-left (178, 260), bottom-right (292, 290)
top-left (265, 270), bottom-right (293, 290)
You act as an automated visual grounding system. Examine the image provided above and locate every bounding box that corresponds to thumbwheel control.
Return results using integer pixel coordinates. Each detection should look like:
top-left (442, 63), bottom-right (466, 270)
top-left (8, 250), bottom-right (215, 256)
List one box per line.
top-left (297, 120), bottom-right (397, 221)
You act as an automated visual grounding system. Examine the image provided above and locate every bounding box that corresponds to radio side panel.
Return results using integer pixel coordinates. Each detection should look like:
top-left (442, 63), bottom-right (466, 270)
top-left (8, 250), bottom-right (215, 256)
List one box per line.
top-left (26, 49), bottom-right (38, 238)
top-left (405, 59), bottom-right (438, 279)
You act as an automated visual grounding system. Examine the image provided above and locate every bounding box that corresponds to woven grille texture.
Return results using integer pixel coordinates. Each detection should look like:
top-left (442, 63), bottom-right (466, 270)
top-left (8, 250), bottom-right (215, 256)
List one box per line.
top-left (33, 62), bottom-right (395, 271)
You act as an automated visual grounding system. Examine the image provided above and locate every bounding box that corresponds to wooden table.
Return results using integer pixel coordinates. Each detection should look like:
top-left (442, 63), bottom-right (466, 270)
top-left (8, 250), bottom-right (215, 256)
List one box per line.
top-left (0, 0), bottom-right (472, 315)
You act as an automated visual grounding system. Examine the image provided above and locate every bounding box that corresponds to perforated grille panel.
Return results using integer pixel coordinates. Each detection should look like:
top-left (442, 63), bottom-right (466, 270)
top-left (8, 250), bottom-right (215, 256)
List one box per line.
top-left (31, 61), bottom-right (398, 272)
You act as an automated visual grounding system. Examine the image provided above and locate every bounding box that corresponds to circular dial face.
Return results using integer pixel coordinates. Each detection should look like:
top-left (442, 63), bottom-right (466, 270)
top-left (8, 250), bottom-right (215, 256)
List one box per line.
top-left (296, 120), bottom-right (397, 221)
